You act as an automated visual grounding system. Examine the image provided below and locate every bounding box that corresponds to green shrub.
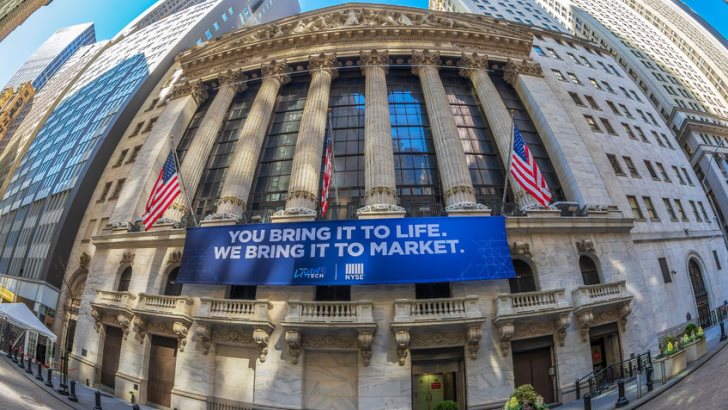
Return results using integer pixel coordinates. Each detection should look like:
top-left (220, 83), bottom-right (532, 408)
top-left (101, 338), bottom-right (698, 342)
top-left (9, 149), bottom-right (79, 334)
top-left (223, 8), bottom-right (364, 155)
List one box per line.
top-left (434, 400), bottom-right (459, 410)
top-left (503, 384), bottom-right (548, 410)
top-left (684, 323), bottom-right (698, 337)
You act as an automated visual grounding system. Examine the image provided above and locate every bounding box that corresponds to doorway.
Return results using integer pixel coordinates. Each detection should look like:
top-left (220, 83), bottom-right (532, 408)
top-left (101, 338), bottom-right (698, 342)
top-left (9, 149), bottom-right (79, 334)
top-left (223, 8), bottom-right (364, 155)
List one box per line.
top-left (411, 348), bottom-right (465, 410)
top-left (100, 326), bottom-right (122, 389)
top-left (147, 335), bottom-right (178, 407)
top-left (512, 337), bottom-right (556, 404)
top-left (688, 259), bottom-right (711, 327)
top-left (588, 323), bottom-right (622, 373)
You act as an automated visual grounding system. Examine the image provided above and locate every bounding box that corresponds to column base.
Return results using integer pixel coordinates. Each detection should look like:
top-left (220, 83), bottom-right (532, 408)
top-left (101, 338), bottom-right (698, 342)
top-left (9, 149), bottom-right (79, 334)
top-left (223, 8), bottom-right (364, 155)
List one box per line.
top-left (200, 213), bottom-right (240, 227)
top-left (271, 208), bottom-right (316, 223)
top-left (356, 204), bottom-right (406, 220)
top-left (445, 202), bottom-right (491, 217)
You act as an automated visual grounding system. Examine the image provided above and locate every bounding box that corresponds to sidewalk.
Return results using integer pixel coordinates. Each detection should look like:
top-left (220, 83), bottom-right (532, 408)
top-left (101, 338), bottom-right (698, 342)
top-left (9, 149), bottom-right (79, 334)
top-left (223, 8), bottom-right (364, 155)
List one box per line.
top-left (559, 325), bottom-right (728, 410)
top-left (0, 352), bottom-right (153, 410)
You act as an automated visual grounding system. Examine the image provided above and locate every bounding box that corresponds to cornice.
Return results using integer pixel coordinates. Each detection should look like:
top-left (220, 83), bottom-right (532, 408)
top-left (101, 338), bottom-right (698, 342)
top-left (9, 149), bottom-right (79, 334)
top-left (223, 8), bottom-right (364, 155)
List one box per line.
top-left (176, 4), bottom-right (534, 82)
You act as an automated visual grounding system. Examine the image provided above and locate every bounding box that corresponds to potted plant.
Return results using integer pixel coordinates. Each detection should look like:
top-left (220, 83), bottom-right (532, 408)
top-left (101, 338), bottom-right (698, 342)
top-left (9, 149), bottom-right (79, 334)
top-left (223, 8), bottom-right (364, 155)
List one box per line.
top-left (681, 324), bottom-right (707, 363)
top-left (435, 400), bottom-right (458, 410)
top-left (654, 335), bottom-right (687, 380)
top-left (503, 384), bottom-right (548, 410)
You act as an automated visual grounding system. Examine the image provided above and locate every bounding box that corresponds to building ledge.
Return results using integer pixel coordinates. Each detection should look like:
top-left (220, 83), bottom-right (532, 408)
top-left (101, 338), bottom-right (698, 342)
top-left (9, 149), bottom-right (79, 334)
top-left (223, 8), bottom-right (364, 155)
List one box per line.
top-left (572, 281), bottom-right (633, 342)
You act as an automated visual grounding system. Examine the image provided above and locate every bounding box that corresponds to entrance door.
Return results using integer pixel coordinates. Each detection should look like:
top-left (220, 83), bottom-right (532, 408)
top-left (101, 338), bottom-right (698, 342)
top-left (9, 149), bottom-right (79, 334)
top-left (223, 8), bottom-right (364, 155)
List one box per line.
top-left (688, 259), bottom-right (711, 327)
top-left (414, 373), bottom-right (445, 410)
top-left (100, 326), bottom-right (122, 389)
top-left (412, 348), bottom-right (464, 410)
top-left (588, 323), bottom-right (622, 373)
top-left (147, 335), bottom-right (178, 408)
top-left (513, 346), bottom-right (555, 403)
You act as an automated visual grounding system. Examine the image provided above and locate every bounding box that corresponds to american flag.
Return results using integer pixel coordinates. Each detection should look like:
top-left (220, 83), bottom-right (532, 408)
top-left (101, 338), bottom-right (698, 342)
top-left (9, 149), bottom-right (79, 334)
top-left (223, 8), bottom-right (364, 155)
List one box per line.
top-left (142, 151), bottom-right (181, 230)
top-left (510, 126), bottom-right (552, 207)
top-left (320, 126), bottom-right (334, 217)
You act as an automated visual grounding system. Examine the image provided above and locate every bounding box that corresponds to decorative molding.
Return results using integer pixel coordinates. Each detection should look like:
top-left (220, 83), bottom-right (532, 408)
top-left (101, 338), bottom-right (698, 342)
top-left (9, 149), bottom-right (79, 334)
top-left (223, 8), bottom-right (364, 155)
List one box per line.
top-left (169, 200), bottom-right (189, 214)
top-left (575, 239), bottom-right (595, 254)
top-left (356, 204), bottom-right (406, 215)
top-left (555, 315), bottom-right (570, 347)
top-left (445, 202), bottom-right (490, 212)
top-left (285, 330), bottom-right (302, 364)
top-left (218, 70), bottom-right (247, 92)
top-left (577, 310), bottom-right (594, 342)
top-left (360, 50), bottom-right (390, 74)
top-left (410, 331), bottom-right (465, 348)
top-left (213, 327), bottom-right (255, 345)
top-left (466, 326), bottom-right (483, 360)
top-left (218, 195), bottom-right (246, 209)
top-left (364, 186), bottom-right (397, 200)
top-left (117, 313), bottom-right (132, 340)
top-left (510, 241), bottom-right (531, 257)
top-left (273, 207), bottom-right (317, 217)
top-left (458, 52), bottom-right (488, 78)
top-left (90, 307), bottom-right (102, 333)
top-left (132, 316), bottom-right (147, 343)
top-left (79, 252), bottom-right (90, 269)
top-left (503, 58), bottom-right (543, 85)
top-left (261, 59), bottom-right (292, 85)
top-left (120, 250), bottom-right (135, 266)
top-left (358, 331), bottom-right (374, 366)
top-left (288, 190), bottom-right (317, 203)
top-left (196, 324), bottom-right (212, 354)
top-left (394, 330), bottom-right (410, 366)
top-left (303, 334), bottom-right (357, 349)
top-left (411, 49), bottom-right (441, 75)
top-left (444, 184), bottom-right (475, 200)
top-left (167, 249), bottom-right (182, 265)
top-left (308, 53), bottom-right (340, 78)
top-left (170, 79), bottom-right (209, 105)
top-left (496, 321), bottom-right (514, 356)
top-left (173, 321), bottom-right (189, 352)
top-left (252, 328), bottom-right (270, 363)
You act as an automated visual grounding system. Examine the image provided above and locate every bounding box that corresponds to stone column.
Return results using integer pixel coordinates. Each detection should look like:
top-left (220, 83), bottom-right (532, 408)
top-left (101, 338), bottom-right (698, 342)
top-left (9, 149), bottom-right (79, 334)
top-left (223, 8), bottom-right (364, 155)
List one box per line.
top-left (458, 53), bottom-right (538, 210)
top-left (274, 54), bottom-right (339, 222)
top-left (411, 50), bottom-right (488, 215)
top-left (357, 50), bottom-right (404, 219)
top-left (109, 80), bottom-right (208, 230)
top-left (204, 60), bottom-right (291, 226)
top-left (163, 70), bottom-right (247, 224)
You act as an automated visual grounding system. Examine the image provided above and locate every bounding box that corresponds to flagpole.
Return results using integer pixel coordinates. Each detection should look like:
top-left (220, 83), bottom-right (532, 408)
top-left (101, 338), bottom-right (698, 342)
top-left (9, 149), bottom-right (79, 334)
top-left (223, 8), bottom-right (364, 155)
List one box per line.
top-left (501, 110), bottom-right (516, 213)
top-left (169, 136), bottom-right (198, 227)
top-left (327, 108), bottom-right (340, 207)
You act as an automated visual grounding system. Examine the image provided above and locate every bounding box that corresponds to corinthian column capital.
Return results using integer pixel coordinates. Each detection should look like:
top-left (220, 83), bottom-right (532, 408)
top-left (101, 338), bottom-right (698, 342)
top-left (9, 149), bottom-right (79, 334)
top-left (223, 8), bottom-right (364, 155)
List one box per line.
top-left (218, 70), bottom-right (248, 92)
top-left (503, 58), bottom-right (543, 85)
top-left (308, 53), bottom-right (340, 78)
top-left (261, 59), bottom-right (292, 86)
top-left (410, 49), bottom-right (441, 76)
top-left (458, 52), bottom-right (488, 78)
top-left (360, 50), bottom-right (389, 75)
top-left (171, 79), bottom-right (209, 105)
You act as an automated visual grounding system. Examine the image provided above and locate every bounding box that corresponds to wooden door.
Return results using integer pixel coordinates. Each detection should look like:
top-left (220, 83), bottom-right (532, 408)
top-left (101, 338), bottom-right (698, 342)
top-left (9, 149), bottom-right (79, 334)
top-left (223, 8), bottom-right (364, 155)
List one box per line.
top-left (100, 326), bottom-right (122, 389)
top-left (513, 347), bottom-right (554, 403)
top-left (147, 335), bottom-right (177, 407)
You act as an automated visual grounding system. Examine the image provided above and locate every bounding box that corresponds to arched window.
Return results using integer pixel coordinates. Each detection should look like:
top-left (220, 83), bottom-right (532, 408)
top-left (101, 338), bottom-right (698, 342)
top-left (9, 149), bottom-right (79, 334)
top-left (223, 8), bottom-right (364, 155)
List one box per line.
top-left (509, 259), bottom-right (537, 293)
top-left (579, 255), bottom-right (601, 285)
top-left (163, 267), bottom-right (183, 296)
top-left (117, 267), bottom-right (132, 292)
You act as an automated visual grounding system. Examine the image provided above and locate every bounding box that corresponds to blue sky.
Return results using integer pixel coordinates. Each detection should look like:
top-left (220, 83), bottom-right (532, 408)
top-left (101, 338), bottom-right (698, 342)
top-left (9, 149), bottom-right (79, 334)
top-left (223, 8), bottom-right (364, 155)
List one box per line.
top-left (0, 0), bottom-right (725, 88)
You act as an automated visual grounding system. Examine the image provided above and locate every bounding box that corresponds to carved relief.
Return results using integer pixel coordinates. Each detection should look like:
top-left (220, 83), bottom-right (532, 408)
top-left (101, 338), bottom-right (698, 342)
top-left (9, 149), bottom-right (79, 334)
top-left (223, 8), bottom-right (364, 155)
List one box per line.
top-left (214, 327), bottom-right (255, 345)
top-left (577, 310), bottom-right (594, 342)
top-left (91, 307), bottom-right (102, 333)
top-left (360, 50), bottom-right (389, 74)
top-left (410, 332), bottom-right (465, 348)
top-left (217, 195), bottom-right (246, 209)
top-left (120, 250), bottom-right (135, 266)
top-left (79, 252), bottom-right (90, 269)
top-left (261, 60), bottom-right (291, 85)
top-left (117, 313), bottom-right (132, 340)
top-left (555, 315), bottom-right (570, 347)
top-left (196, 324), bottom-right (212, 355)
top-left (308, 53), bottom-right (340, 78)
top-left (458, 52), bottom-right (488, 78)
top-left (395, 330), bottom-right (410, 366)
top-left (510, 241), bottom-right (531, 257)
top-left (358, 331), bottom-right (374, 366)
top-left (253, 329), bottom-right (270, 363)
top-left (443, 184), bottom-right (475, 200)
top-left (285, 330), bottom-right (302, 364)
top-left (466, 326), bottom-right (483, 360)
top-left (496, 321), bottom-right (515, 356)
top-left (170, 79), bottom-right (209, 105)
top-left (575, 240), bottom-right (595, 254)
top-left (132, 316), bottom-right (147, 343)
top-left (303, 334), bottom-right (357, 349)
top-left (503, 59), bottom-right (544, 85)
top-left (218, 70), bottom-right (247, 92)
top-left (173, 321), bottom-right (189, 352)
top-left (167, 250), bottom-right (182, 265)
top-left (411, 50), bottom-right (441, 76)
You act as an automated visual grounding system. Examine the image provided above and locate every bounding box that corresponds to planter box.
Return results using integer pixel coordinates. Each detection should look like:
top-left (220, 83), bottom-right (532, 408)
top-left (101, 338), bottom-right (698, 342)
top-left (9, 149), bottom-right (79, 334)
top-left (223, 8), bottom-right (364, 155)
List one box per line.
top-left (683, 337), bottom-right (707, 363)
top-left (653, 349), bottom-right (687, 381)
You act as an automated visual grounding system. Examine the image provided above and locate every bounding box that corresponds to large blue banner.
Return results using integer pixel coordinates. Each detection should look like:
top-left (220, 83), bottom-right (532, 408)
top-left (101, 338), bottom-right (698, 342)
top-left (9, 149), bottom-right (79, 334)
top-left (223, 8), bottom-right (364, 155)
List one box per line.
top-left (177, 216), bottom-right (515, 286)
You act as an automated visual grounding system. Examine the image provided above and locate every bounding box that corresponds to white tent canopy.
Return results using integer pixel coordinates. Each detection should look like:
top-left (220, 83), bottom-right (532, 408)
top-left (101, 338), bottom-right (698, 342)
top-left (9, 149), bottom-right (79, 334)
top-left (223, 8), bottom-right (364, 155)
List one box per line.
top-left (0, 303), bottom-right (57, 342)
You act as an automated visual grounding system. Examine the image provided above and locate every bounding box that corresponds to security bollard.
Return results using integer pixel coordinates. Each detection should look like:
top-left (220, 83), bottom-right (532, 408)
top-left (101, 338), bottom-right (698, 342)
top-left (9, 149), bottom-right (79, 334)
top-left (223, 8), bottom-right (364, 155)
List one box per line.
top-left (583, 393), bottom-right (592, 410)
top-left (646, 366), bottom-right (654, 392)
top-left (11, 348), bottom-right (17, 362)
top-left (721, 321), bottom-right (727, 342)
top-left (25, 357), bottom-right (33, 374)
top-left (94, 390), bottom-right (103, 410)
top-left (615, 379), bottom-right (629, 407)
top-left (132, 405), bottom-right (140, 410)
top-left (36, 362), bottom-right (44, 381)
top-left (45, 368), bottom-right (53, 388)
top-left (68, 380), bottom-right (78, 402)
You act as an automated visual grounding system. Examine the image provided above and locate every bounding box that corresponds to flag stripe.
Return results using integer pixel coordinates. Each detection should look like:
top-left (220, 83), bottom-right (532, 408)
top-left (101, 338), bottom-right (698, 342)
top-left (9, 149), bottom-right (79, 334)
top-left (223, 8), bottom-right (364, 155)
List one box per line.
top-left (142, 152), bottom-right (182, 230)
top-left (321, 123), bottom-right (333, 217)
top-left (510, 126), bottom-right (552, 208)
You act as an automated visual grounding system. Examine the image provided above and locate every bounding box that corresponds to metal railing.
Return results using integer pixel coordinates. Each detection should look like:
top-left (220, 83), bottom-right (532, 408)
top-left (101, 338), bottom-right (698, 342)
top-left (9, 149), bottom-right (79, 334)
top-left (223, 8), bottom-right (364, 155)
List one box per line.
top-left (206, 397), bottom-right (253, 410)
top-left (575, 352), bottom-right (652, 399)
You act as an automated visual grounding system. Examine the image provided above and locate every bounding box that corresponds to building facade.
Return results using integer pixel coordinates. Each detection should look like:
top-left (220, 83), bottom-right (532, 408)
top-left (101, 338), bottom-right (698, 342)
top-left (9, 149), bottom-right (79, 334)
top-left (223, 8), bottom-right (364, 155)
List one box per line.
top-left (4, 22), bottom-right (95, 92)
top-left (67, 5), bottom-right (728, 409)
top-left (0, 82), bottom-right (34, 150)
top-left (0, 0), bottom-right (51, 41)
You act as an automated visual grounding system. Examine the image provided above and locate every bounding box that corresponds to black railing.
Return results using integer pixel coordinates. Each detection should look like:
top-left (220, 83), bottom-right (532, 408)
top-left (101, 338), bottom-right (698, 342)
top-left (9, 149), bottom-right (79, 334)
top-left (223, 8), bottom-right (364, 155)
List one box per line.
top-left (575, 352), bottom-right (652, 399)
top-left (206, 397), bottom-right (253, 410)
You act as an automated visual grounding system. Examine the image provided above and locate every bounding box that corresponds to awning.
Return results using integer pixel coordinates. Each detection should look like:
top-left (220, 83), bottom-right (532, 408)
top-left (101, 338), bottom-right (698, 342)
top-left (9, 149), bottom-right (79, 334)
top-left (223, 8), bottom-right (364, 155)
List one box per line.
top-left (0, 303), bottom-right (57, 342)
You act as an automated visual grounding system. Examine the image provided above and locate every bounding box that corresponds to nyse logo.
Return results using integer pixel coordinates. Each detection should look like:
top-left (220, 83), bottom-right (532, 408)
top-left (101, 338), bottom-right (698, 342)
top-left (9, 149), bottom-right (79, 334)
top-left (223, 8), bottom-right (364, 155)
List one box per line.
top-left (345, 263), bottom-right (364, 280)
top-left (293, 267), bottom-right (326, 280)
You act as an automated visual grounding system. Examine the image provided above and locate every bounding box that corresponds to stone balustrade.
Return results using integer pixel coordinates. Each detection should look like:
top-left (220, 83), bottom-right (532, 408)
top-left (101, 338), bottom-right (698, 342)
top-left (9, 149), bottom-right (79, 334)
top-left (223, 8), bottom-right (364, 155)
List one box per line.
top-left (495, 288), bottom-right (570, 317)
top-left (572, 281), bottom-right (633, 341)
top-left (93, 290), bottom-right (137, 310)
top-left (195, 297), bottom-right (272, 323)
top-left (285, 300), bottom-right (374, 324)
top-left (134, 293), bottom-right (194, 319)
top-left (572, 281), bottom-right (631, 308)
top-left (393, 296), bottom-right (481, 322)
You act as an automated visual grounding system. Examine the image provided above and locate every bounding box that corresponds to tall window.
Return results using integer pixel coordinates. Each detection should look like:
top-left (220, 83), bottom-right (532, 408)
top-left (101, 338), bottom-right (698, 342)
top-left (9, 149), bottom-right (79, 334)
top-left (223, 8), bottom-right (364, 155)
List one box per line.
top-left (249, 76), bottom-right (309, 210)
top-left (177, 93), bottom-right (214, 162)
top-left (191, 86), bottom-right (258, 219)
top-left (321, 70), bottom-right (365, 219)
top-left (442, 70), bottom-right (507, 208)
top-left (388, 69), bottom-right (441, 211)
top-left (415, 282), bottom-right (451, 299)
top-left (163, 267), bottom-right (182, 296)
top-left (229, 285), bottom-right (256, 300)
top-left (117, 267), bottom-right (132, 292)
top-left (315, 286), bottom-right (351, 301)
top-left (509, 259), bottom-right (537, 293)
top-left (579, 255), bottom-right (600, 285)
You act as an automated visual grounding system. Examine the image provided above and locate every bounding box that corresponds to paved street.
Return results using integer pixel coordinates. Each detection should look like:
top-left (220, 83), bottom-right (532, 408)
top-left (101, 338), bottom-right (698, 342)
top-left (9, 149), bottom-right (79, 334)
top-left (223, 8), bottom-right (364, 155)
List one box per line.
top-left (645, 340), bottom-right (728, 408)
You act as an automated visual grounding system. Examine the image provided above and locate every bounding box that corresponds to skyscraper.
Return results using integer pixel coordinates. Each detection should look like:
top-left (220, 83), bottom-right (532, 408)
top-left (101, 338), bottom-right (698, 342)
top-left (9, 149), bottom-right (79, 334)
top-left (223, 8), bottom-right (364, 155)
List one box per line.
top-left (0, 0), bottom-right (52, 41)
top-left (4, 22), bottom-right (95, 91)
top-left (0, 0), bottom-right (300, 326)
